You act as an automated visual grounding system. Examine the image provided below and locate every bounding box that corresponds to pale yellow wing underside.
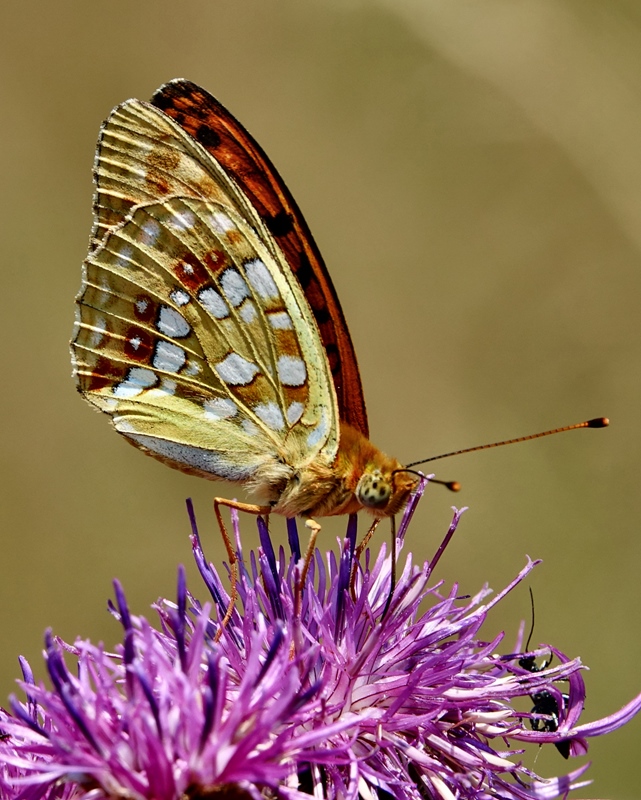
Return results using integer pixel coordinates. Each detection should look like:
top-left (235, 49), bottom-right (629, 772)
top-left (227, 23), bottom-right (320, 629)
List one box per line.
top-left (72, 100), bottom-right (339, 482)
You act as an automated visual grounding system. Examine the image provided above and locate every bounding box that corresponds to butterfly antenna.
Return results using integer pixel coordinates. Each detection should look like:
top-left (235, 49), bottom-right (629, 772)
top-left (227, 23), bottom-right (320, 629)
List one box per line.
top-left (405, 417), bottom-right (609, 470)
top-left (430, 477), bottom-right (462, 491)
top-left (392, 468), bottom-right (461, 492)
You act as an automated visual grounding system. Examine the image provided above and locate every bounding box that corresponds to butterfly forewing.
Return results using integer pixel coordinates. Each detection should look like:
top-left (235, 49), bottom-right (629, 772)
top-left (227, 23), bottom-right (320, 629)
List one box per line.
top-left (73, 100), bottom-right (339, 483)
top-left (150, 80), bottom-right (369, 438)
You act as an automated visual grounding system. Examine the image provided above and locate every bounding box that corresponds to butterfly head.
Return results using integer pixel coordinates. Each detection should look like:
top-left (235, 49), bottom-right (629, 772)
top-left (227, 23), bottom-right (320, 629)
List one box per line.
top-left (355, 462), bottom-right (418, 517)
top-left (335, 423), bottom-right (417, 518)
top-left (356, 469), bottom-right (392, 510)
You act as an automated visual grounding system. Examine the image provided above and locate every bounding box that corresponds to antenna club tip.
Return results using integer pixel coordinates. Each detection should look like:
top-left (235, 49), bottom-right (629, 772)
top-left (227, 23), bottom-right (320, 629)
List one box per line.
top-left (588, 417), bottom-right (609, 428)
top-left (446, 481), bottom-right (462, 492)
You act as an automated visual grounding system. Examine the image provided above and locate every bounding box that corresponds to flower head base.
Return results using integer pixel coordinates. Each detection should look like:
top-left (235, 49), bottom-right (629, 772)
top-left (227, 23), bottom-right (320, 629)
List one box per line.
top-left (1, 480), bottom-right (640, 800)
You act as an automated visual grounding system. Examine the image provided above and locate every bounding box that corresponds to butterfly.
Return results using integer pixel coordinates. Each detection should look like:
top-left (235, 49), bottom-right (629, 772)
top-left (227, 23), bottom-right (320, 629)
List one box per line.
top-left (71, 79), bottom-right (418, 543)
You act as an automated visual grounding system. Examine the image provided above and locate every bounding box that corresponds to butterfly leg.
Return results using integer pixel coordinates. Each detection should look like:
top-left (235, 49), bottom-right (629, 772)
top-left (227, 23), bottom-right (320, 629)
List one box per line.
top-left (294, 517), bottom-right (322, 616)
top-left (351, 518), bottom-right (381, 594)
top-left (355, 518), bottom-right (381, 561)
top-left (213, 497), bottom-right (272, 633)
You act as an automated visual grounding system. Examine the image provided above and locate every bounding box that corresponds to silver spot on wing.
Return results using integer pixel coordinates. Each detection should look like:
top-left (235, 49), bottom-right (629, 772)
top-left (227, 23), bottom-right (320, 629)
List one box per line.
top-left (277, 355), bottom-right (306, 387)
top-left (157, 306), bottom-right (190, 338)
top-left (204, 398), bottom-right (238, 421)
top-left (245, 258), bottom-right (279, 300)
top-left (198, 287), bottom-right (229, 320)
top-left (215, 353), bottom-right (259, 385)
top-left (220, 269), bottom-right (250, 308)
top-left (114, 367), bottom-right (158, 398)
top-left (254, 401), bottom-right (285, 431)
top-left (153, 341), bottom-right (186, 373)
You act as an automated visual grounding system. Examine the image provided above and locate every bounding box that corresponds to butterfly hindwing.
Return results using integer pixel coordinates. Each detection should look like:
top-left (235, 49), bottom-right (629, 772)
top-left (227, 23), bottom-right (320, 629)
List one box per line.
top-left (73, 100), bottom-right (339, 482)
top-left (150, 79), bottom-right (369, 438)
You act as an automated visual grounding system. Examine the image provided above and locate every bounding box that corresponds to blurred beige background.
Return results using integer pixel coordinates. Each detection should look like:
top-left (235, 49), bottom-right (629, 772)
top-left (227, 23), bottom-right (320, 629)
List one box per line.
top-left (1, 0), bottom-right (640, 795)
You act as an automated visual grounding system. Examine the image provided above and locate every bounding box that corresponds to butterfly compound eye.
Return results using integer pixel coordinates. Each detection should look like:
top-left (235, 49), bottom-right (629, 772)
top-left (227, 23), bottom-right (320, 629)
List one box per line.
top-left (357, 470), bottom-right (392, 509)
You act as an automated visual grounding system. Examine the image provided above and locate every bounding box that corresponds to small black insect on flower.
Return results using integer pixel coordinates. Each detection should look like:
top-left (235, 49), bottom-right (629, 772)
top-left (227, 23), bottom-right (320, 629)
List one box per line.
top-left (519, 651), bottom-right (571, 759)
top-left (518, 588), bottom-right (571, 759)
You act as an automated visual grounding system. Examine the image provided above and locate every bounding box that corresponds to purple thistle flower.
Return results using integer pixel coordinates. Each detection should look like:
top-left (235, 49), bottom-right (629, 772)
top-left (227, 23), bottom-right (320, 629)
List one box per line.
top-left (1, 480), bottom-right (640, 800)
